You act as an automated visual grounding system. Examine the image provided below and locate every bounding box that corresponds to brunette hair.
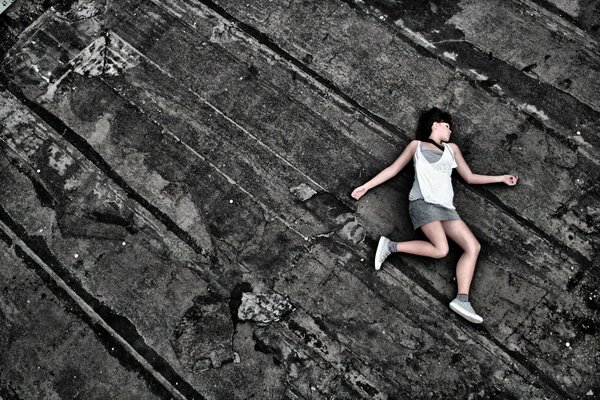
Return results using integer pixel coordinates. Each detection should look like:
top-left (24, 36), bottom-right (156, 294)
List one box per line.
top-left (415, 107), bottom-right (453, 141)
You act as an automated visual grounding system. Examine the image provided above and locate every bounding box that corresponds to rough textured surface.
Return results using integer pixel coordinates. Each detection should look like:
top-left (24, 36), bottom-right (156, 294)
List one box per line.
top-left (0, 0), bottom-right (598, 398)
top-left (237, 292), bottom-right (295, 325)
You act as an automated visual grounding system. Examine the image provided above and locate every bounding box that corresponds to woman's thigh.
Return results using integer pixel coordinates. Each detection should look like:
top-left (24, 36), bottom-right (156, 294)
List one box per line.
top-left (420, 220), bottom-right (448, 249)
top-left (441, 219), bottom-right (480, 253)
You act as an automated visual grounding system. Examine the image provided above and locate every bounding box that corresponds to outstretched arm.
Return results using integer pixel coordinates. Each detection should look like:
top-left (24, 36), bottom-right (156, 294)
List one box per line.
top-left (351, 140), bottom-right (419, 200)
top-left (449, 143), bottom-right (518, 185)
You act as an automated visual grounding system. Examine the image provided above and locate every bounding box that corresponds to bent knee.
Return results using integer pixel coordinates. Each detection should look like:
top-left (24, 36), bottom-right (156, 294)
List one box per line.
top-left (466, 240), bottom-right (481, 255)
top-left (432, 245), bottom-right (449, 259)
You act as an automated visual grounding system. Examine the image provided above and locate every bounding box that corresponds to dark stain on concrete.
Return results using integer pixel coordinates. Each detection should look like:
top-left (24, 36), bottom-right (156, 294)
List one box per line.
top-left (252, 328), bottom-right (280, 357)
top-left (286, 319), bottom-right (327, 353)
top-left (54, 366), bottom-right (86, 400)
top-left (173, 293), bottom-right (235, 371)
top-left (502, 132), bottom-right (519, 152)
top-left (521, 62), bottom-right (538, 73)
top-left (229, 282), bottom-right (253, 326)
top-left (0, 381), bottom-right (22, 400)
top-left (244, 64), bottom-right (259, 81)
top-left (301, 53), bottom-right (313, 65)
top-left (2, 146), bottom-right (57, 208)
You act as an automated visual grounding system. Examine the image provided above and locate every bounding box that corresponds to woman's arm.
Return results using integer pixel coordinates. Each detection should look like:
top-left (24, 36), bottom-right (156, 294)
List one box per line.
top-left (351, 140), bottom-right (419, 200)
top-left (449, 143), bottom-right (518, 186)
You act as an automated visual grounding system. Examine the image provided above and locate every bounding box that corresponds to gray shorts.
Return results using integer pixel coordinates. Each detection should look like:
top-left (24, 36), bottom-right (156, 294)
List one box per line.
top-left (409, 199), bottom-right (461, 230)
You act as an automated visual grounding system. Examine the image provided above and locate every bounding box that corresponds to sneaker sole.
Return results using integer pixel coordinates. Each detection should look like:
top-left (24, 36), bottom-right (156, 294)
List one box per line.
top-left (449, 302), bottom-right (483, 324)
top-left (374, 237), bottom-right (388, 270)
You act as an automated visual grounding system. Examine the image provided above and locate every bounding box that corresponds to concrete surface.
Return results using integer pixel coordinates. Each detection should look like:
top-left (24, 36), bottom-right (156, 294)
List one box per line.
top-left (0, 0), bottom-right (598, 399)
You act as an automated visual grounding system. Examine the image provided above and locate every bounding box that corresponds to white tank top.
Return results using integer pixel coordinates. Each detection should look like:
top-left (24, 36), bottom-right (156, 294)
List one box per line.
top-left (412, 141), bottom-right (457, 210)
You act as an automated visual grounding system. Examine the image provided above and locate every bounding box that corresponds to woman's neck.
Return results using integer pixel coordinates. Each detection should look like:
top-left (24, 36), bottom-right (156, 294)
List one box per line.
top-left (425, 138), bottom-right (445, 151)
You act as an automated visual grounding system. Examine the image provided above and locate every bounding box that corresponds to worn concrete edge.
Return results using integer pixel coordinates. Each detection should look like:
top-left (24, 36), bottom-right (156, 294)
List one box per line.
top-left (0, 1), bottom-right (18, 16)
top-left (0, 210), bottom-right (203, 400)
top-left (155, 0), bottom-right (593, 273)
top-left (516, 0), bottom-right (592, 35)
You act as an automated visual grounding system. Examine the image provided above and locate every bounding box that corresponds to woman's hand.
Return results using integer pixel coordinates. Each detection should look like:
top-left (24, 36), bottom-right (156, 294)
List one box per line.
top-left (351, 185), bottom-right (368, 200)
top-left (503, 175), bottom-right (519, 186)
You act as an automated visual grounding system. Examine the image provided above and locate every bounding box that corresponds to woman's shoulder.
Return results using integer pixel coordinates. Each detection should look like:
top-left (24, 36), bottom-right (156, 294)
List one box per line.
top-left (399, 140), bottom-right (420, 157)
top-left (446, 142), bottom-right (461, 152)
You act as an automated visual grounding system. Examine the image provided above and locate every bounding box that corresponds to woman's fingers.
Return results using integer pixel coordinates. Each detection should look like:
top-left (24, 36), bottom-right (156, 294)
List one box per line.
top-left (506, 175), bottom-right (518, 186)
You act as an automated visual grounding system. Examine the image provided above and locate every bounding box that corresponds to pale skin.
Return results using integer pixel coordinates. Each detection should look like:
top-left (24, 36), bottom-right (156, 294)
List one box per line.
top-left (351, 122), bottom-right (518, 295)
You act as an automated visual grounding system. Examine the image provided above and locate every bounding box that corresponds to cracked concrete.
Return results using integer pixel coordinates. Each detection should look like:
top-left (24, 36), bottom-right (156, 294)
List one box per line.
top-left (1, 0), bottom-right (599, 398)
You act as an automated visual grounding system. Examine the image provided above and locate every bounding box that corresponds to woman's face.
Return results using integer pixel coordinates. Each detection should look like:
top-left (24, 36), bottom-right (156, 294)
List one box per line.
top-left (431, 121), bottom-right (452, 141)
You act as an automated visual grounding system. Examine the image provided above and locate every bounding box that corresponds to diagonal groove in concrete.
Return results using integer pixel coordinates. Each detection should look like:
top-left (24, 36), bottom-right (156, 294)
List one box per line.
top-left (515, 0), bottom-right (590, 37)
top-left (86, 69), bottom-right (315, 243)
top-left (0, 211), bottom-right (203, 400)
top-left (182, 0), bottom-right (594, 270)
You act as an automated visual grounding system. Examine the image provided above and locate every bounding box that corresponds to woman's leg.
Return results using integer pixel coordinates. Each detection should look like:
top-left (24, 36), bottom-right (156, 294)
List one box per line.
top-left (396, 221), bottom-right (449, 259)
top-left (440, 220), bottom-right (481, 294)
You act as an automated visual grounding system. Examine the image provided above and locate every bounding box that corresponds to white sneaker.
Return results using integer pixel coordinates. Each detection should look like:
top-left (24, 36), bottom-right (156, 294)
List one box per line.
top-left (374, 236), bottom-right (392, 270)
top-left (449, 299), bottom-right (483, 324)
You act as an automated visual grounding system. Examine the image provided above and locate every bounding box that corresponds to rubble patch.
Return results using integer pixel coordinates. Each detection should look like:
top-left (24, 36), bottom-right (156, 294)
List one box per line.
top-left (210, 21), bottom-right (239, 44)
top-left (238, 292), bottom-right (295, 326)
top-left (289, 183), bottom-right (317, 201)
